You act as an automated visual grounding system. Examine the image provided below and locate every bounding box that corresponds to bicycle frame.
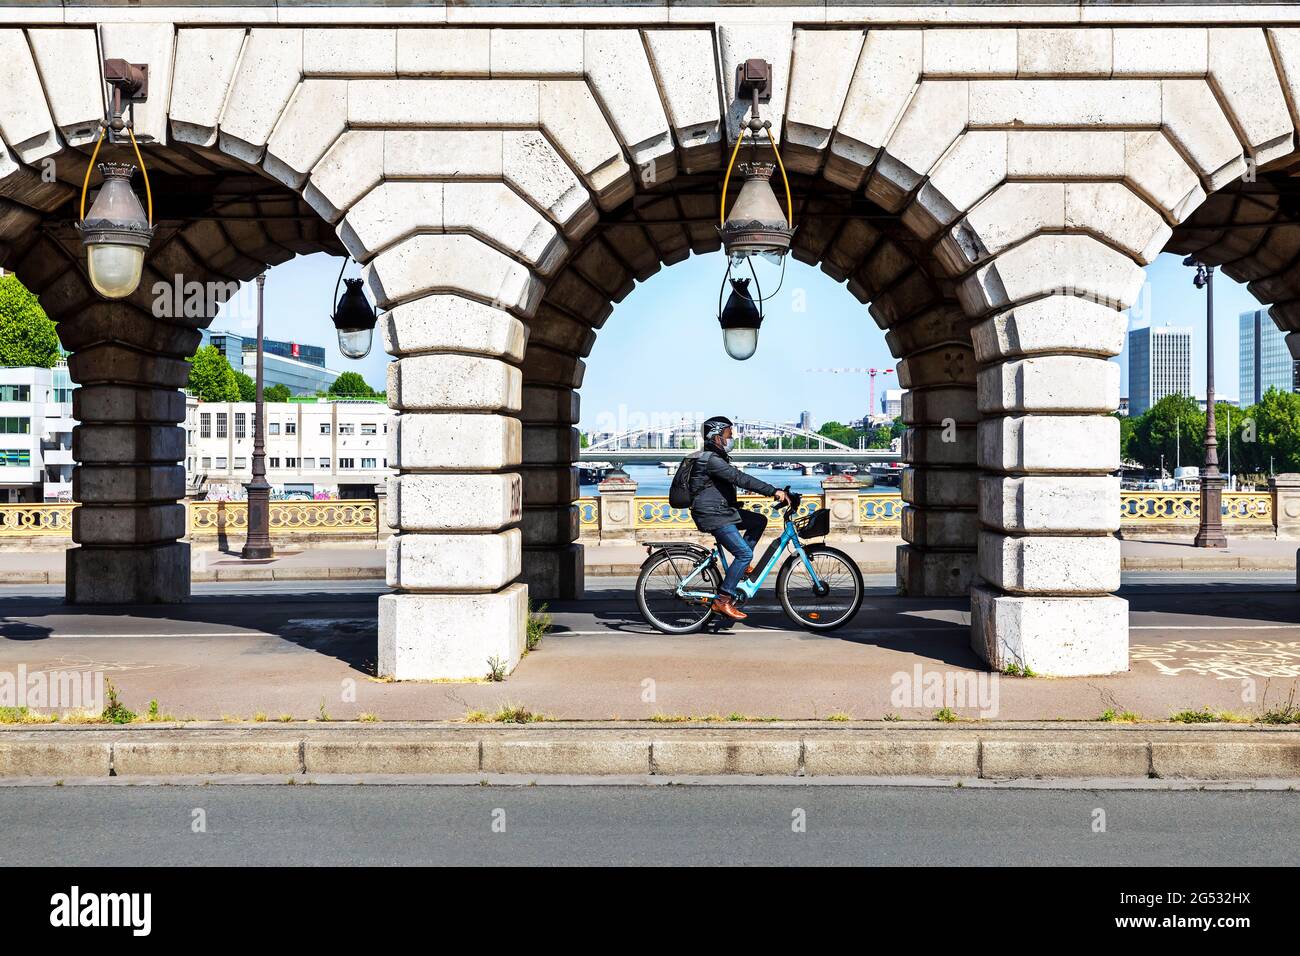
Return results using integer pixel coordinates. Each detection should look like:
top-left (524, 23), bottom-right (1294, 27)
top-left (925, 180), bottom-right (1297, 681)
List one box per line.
top-left (673, 507), bottom-right (825, 603)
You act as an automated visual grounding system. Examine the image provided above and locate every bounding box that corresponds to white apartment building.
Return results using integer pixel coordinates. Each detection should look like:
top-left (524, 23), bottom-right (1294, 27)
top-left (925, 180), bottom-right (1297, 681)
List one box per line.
top-left (184, 397), bottom-right (395, 500)
top-left (0, 365), bottom-right (74, 503)
top-left (1127, 324), bottom-right (1193, 416)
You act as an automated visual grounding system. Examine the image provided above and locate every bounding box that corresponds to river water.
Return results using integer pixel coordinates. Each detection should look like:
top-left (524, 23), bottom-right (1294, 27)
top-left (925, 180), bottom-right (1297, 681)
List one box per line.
top-left (578, 463), bottom-right (902, 497)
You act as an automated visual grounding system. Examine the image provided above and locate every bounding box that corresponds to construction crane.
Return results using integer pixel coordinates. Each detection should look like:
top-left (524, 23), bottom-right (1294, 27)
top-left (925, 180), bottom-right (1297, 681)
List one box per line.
top-left (806, 367), bottom-right (896, 420)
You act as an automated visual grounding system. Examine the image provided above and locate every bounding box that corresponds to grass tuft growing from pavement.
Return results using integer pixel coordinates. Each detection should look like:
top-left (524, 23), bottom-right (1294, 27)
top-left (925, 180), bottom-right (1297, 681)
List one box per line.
top-left (1170, 702), bottom-right (1248, 723)
top-left (0, 706), bottom-right (57, 725)
top-left (1170, 707), bottom-right (1218, 723)
top-left (526, 602), bottom-right (551, 653)
top-left (101, 681), bottom-right (135, 724)
top-left (1257, 689), bottom-right (1300, 724)
top-left (140, 699), bottom-right (176, 723)
top-left (934, 707), bottom-right (958, 723)
top-left (462, 705), bottom-right (546, 724)
top-left (825, 712), bottom-right (852, 722)
top-left (1002, 663), bottom-right (1038, 678)
top-left (486, 656), bottom-right (507, 682)
top-left (493, 704), bottom-right (543, 724)
top-left (1098, 709), bottom-right (1141, 723)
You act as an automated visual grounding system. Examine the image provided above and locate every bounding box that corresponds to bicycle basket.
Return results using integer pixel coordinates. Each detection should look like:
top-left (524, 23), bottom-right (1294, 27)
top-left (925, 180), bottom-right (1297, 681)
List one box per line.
top-left (795, 507), bottom-right (831, 539)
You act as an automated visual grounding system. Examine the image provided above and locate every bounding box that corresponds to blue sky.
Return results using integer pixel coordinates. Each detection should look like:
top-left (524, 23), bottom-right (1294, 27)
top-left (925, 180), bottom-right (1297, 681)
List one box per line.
top-left (211, 248), bottom-right (1265, 429)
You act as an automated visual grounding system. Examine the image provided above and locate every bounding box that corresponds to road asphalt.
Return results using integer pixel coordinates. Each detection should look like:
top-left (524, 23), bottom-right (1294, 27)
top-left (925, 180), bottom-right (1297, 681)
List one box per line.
top-left (2, 784), bottom-right (1297, 866)
top-left (0, 572), bottom-right (1298, 722)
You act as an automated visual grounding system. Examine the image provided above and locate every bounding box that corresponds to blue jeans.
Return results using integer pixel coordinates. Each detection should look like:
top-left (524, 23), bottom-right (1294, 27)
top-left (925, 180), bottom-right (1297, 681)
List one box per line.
top-left (714, 509), bottom-right (768, 597)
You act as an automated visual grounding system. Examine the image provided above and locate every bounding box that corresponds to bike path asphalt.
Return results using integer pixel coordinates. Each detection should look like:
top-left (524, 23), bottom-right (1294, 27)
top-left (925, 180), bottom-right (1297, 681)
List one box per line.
top-left (0, 576), bottom-right (1297, 723)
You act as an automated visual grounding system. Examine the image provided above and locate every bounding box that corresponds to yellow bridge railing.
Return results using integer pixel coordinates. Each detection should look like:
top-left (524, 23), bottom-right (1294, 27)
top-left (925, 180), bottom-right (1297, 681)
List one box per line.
top-left (577, 491), bottom-right (1275, 532)
top-left (0, 492), bottom-right (1277, 539)
top-left (0, 503), bottom-right (76, 537)
top-left (188, 499), bottom-right (379, 535)
top-left (0, 500), bottom-right (379, 537)
top-left (1118, 491), bottom-right (1273, 524)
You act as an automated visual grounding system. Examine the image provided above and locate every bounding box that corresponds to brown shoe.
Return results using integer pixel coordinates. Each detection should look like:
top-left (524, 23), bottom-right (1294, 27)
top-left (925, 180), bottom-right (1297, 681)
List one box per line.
top-left (710, 594), bottom-right (748, 620)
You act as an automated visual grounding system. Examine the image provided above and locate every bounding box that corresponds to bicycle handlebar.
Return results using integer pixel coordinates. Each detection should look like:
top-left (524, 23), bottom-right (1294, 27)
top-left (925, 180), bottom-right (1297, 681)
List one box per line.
top-left (780, 486), bottom-right (802, 514)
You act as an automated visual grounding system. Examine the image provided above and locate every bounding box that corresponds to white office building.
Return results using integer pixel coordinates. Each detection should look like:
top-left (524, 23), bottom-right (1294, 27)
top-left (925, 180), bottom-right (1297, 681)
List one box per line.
top-left (0, 365), bottom-right (74, 503)
top-left (1239, 308), bottom-right (1296, 404)
top-left (881, 388), bottom-right (904, 419)
top-left (1128, 324), bottom-right (1192, 416)
top-left (185, 397), bottom-right (395, 499)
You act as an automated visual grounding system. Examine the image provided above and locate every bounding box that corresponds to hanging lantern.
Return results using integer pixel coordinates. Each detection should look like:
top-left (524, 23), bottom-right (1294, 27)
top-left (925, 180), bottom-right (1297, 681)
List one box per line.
top-left (712, 57), bottom-right (793, 361)
top-left (720, 162), bottom-right (793, 265)
top-left (77, 60), bottom-right (154, 300)
top-left (719, 277), bottom-right (762, 361)
top-left (331, 273), bottom-right (377, 360)
top-left (78, 163), bottom-right (153, 299)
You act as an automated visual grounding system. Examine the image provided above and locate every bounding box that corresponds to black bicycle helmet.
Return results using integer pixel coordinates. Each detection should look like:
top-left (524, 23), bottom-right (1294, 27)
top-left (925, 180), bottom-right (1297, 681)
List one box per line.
top-left (701, 416), bottom-right (733, 443)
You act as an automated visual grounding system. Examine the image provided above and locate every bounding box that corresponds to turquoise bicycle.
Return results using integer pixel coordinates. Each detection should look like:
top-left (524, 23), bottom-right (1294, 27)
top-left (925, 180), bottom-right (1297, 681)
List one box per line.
top-left (635, 490), bottom-right (864, 634)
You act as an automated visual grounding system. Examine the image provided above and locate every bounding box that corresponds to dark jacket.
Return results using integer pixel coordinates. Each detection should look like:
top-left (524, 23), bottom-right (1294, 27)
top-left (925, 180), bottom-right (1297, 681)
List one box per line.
top-left (687, 441), bottom-right (778, 532)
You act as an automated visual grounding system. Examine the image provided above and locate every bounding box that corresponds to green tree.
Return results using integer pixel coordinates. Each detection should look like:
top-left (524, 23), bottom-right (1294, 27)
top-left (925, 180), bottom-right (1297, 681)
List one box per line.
top-left (1211, 401), bottom-right (1249, 477)
top-left (264, 383), bottom-right (291, 403)
top-left (0, 274), bottom-right (59, 368)
top-left (1128, 393), bottom-right (1204, 474)
top-left (817, 420), bottom-right (861, 448)
top-left (234, 370), bottom-right (257, 402)
top-left (1241, 387), bottom-right (1300, 475)
top-left (865, 419), bottom-right (899, 449)
top-left (329, 370), bottom-right (378, 398)
top-left (1117, 412), bottom-right (1137, 463)
top-left (187, 345), bottom-right (241, 402)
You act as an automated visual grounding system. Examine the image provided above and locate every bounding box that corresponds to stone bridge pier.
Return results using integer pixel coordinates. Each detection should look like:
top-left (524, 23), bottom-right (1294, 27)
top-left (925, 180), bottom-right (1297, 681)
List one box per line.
top-left (1, 5), bottom-right (1299, 679)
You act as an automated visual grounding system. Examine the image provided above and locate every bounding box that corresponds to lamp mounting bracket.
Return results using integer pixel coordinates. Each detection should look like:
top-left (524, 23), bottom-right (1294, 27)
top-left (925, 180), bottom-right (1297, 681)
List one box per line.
top-left (104, 59), bottom-right (148, 102)
top-left (103, 59), bottom-right (148, 138)
top-left (735, 59), bottom-right (772, 103)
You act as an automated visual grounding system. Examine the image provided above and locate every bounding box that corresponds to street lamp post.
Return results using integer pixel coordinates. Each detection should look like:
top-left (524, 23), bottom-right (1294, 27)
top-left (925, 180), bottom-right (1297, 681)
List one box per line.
top-left (1184, 256), bottom-right (1227, 548)
top-left (242, 273), bottom-right (274, 560)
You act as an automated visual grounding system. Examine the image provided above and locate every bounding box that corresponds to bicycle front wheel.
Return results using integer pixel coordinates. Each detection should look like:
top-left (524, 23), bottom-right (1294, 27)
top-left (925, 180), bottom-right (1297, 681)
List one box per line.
top-left (776, 545), bottom-right (864, 631)
top-left (636, 551), bottom-right (720, 634)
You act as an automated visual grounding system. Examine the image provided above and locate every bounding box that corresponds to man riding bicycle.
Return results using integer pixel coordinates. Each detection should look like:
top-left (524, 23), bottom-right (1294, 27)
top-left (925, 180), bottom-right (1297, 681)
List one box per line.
top-left (687, 416), bottom-right (789, 620)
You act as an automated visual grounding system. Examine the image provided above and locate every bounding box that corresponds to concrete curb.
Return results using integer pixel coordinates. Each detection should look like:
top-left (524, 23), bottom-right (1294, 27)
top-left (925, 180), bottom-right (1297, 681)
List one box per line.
top-left (0, 723), bottom-right (1297, 781)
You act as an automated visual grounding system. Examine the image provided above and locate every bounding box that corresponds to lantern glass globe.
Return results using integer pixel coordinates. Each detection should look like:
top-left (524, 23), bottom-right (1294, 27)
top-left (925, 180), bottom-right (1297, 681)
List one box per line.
top-left (723, 327), bottom-right (758, 361)
top-left (86, 242), bottom-right (146, 299)
top-left (336, 327), bottom-right (373, 360)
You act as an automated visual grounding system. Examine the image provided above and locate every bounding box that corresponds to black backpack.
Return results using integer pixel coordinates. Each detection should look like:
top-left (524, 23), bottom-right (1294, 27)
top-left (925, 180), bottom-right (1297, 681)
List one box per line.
top-left (668, 450), bottom-right (713, 508)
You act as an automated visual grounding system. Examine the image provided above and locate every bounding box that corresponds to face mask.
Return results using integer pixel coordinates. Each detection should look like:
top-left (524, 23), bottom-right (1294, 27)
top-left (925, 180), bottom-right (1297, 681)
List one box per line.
top-left (723, 437), bottom-right (735, 452)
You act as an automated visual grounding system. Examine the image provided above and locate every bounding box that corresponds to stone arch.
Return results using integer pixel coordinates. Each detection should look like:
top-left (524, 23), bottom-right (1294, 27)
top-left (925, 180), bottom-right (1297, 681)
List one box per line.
top-left (4, 18), bottom-right (1292, 678)
top-left (522, 169), bottom-right (980, 609)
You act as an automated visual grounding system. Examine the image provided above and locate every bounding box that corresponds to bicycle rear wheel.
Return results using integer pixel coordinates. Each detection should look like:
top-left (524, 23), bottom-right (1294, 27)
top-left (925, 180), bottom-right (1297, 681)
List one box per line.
top-left (636, 551), bottom-right (720, 634)
top-left (776, 544), bottom-right (864, 631)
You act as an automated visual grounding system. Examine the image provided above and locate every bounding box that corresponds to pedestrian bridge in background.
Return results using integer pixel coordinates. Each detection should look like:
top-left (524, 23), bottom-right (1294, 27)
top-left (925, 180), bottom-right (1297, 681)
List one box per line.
top-left (578, 448), bottom-right (899, 464)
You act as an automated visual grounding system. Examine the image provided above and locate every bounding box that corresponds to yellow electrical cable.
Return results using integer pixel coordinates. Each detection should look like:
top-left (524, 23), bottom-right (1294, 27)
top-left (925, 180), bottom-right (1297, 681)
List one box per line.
top-left (78, 125), bottom-right (106, 222)
top-left (126, 125), bottom-right (153, 226)
top-left (762, 125), bottom-right (794, 228)
top-left (719, 126), bottom-right (748, 229)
